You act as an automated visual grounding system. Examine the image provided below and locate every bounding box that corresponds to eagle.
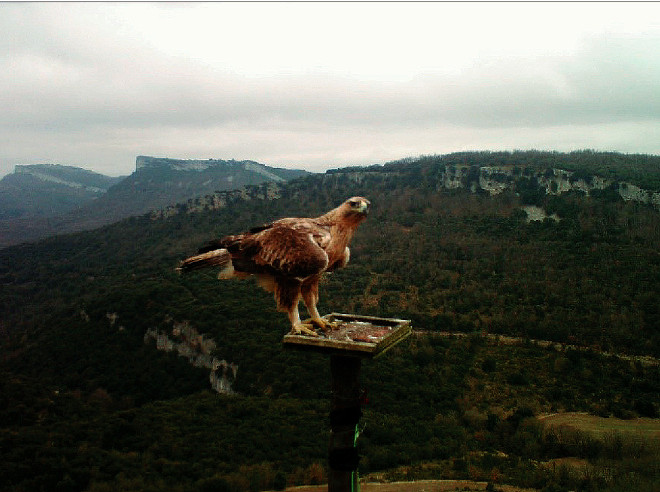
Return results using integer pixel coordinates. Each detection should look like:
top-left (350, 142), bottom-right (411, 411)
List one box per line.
top-left (177, 197), bottom-right (370, 336)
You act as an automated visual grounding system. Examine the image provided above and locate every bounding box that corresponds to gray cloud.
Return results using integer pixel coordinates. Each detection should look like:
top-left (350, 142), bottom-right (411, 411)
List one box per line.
top-left (2, 3), bottom-right (660, 177)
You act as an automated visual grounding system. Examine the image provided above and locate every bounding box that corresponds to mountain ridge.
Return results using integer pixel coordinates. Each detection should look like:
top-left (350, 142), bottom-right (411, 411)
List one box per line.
top-left (153, 151), bottom-right (660, 222)
top-left (0, 164), bottom-right (123, 221)
top-left (0, 157), bottom-right (309, 247)
top-left (13, 164), bottom-right (122, 193)
top-left (135, 155), bottom-right (294, 183)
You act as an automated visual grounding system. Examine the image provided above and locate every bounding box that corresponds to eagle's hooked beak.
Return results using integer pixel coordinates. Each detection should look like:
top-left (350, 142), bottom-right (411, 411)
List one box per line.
top-left (358, 199), bottom-right (370, 215)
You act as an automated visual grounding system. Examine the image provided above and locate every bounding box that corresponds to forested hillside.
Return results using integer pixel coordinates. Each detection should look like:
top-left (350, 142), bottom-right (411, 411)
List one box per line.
top-left (1, 150), bottom-right (659, 491)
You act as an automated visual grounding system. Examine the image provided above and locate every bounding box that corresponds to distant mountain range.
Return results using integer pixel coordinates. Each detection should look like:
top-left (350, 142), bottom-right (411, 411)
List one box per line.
top-left (0, 164), bottom-right (124, 220)
top-left (0, 156), bottom-right (309, 248)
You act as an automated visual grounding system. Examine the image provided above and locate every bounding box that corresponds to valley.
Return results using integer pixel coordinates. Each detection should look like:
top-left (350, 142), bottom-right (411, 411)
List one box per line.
top-left (1, 150), bottom-right (659, 492)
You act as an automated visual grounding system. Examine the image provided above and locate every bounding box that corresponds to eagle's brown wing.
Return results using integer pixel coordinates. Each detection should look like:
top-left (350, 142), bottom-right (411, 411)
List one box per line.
top-left (231, 219), bottom-right (331, 279)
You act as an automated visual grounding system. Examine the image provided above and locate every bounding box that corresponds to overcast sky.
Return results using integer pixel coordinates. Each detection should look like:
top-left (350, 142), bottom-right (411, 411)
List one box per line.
top-left (2, 2), bottom-right (660, 178)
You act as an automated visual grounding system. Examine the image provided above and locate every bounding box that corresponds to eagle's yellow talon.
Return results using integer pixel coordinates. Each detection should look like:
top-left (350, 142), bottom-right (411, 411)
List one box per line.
top-left (310, 317), bottom-right (330, 332)
top-left (291, 323), bottom-right (318, 337)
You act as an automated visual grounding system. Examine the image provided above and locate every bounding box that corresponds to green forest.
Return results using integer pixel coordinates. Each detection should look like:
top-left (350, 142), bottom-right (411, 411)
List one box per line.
top-left (1, 150), bottom-right (659, 491)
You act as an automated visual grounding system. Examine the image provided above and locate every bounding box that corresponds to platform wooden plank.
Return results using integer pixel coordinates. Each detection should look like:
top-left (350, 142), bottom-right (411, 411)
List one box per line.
top-left (282, 312), bottom-right (411, 358)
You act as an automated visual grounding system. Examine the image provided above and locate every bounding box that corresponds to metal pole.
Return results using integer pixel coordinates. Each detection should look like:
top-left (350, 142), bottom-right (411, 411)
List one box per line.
top-left (329, 355), bottom-right (362, 492)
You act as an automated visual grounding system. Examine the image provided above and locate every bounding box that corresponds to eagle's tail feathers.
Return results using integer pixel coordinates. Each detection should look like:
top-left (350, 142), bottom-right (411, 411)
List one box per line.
top-left (177, 249), bottom-right (231, 274)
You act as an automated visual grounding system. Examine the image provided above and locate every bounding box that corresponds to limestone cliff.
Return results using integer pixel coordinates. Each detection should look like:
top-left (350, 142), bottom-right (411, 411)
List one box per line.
top-left (153, 164), bottom-right (660, 224)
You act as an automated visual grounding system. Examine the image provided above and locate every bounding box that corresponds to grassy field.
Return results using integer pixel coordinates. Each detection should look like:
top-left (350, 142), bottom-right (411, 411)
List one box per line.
top-left (538, 412), bottom-right (660, 441)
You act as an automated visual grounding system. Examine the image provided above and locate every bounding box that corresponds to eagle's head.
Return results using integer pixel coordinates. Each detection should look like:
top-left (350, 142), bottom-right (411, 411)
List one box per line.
top-left (343, 196), bottom-right (370, 222)
top-left (321, 197), bottom-right (371, 227)
top-left (347, 197), bottom-right (370, 215)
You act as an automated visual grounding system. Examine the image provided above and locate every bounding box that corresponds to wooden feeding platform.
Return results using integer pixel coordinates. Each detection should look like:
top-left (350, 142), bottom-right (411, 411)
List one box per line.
top-left (282, 312), bottom-right (412, 358)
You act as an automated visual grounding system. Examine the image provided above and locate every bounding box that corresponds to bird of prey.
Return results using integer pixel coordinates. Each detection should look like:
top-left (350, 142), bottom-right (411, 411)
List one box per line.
top-left (177, 197), bottom-right (370, 336)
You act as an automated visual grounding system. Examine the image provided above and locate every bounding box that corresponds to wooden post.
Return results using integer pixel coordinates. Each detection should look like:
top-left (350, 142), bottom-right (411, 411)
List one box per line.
top-left (329, 355), bottom-right (362, 492)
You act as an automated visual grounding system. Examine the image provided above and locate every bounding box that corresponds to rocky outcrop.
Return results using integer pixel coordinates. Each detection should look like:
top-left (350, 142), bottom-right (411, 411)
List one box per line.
top-left (521, 205), bottom-right (560, 223)
top-left (618, 182), bottom-right (660, 207)
top-left (150, 181), bottom-right (283, 219)
top-left (434, 165), bottom-right (660, 209)
top-left (144, 320), bottom-right (238, 394)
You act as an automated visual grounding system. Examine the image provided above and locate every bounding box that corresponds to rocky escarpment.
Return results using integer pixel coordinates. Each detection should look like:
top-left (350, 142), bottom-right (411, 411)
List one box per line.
top-left (150, 181), bottom-right (283, 219)
top-left (153, 163), bottom-right (660, 224)
top-left (135, 155), bottom-right (306, 182)
top-left (477, 166), bottom-right (660, 205)
top-left (434, 164), bottom-right (660, 219)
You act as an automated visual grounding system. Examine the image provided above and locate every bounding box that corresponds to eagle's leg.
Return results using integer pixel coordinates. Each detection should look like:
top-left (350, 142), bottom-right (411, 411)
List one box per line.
top-left (277, 279), bottom-right (318, 336)
top-left (288, 304), bottom-right (318, 336)
top-left (301, 277), bottom-right (329, 332)
top-left (306, 304), bottom-right (329, 332)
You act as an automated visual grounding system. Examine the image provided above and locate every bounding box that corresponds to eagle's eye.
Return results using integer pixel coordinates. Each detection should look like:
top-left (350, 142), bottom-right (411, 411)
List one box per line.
top-left (348, 200), bottom-right (359, 207)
